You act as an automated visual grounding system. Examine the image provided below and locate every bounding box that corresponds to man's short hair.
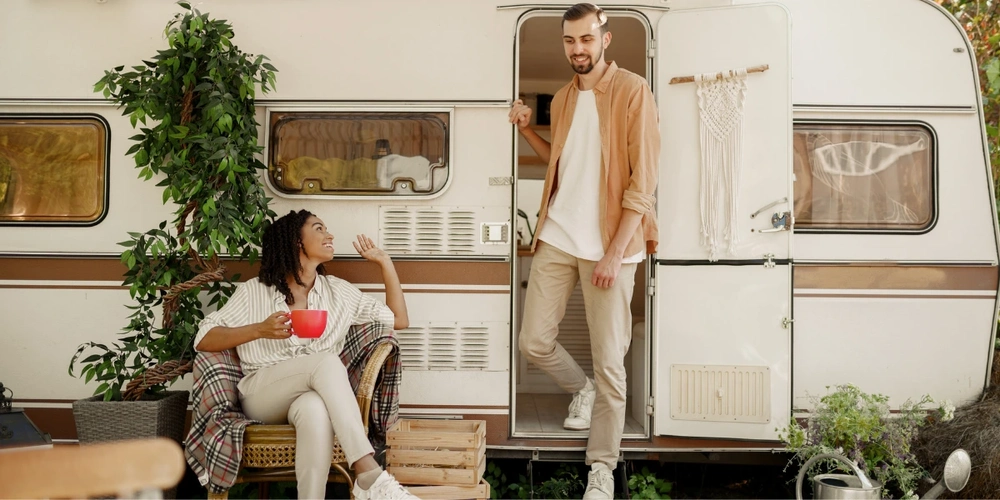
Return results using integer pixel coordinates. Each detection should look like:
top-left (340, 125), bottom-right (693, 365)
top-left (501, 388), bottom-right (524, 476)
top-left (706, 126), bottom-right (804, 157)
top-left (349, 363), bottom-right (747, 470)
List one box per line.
top-left (562, 3), bottom-right (609, 34)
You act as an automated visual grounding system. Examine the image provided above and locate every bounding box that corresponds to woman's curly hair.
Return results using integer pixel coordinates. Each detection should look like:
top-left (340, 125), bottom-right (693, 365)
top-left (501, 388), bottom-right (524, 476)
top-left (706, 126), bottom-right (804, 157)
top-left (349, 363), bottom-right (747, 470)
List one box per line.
top-left (259, 209), bottom-right (325, 305)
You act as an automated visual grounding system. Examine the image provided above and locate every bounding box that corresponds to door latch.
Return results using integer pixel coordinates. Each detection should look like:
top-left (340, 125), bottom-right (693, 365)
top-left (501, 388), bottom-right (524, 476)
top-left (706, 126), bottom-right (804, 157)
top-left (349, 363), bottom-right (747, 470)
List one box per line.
top-left (764, 253), bottom-right (775, 268)
top-left (759, 211), bottom-right (792, 233)
top-left (782, 317), bottom-right (794, 329)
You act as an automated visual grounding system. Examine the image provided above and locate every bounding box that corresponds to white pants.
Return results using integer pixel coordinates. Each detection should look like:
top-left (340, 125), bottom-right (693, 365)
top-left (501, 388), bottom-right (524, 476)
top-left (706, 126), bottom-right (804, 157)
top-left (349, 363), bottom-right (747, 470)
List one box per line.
top-left (518, 242), bottom-right (636, 468)
top-left (238, 352), bottom-right (374, 500)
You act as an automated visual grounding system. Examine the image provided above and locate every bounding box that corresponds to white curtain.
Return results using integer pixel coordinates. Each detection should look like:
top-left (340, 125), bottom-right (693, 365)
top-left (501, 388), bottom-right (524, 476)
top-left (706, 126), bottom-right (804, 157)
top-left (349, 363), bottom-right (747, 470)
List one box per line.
top-left (793, 125), bottom-right (933, 230)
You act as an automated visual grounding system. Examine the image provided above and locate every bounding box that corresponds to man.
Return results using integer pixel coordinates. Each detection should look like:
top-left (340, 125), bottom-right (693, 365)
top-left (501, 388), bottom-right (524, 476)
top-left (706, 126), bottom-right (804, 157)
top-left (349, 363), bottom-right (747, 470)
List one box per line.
top-left (509, 3), bottom-right (659, 498)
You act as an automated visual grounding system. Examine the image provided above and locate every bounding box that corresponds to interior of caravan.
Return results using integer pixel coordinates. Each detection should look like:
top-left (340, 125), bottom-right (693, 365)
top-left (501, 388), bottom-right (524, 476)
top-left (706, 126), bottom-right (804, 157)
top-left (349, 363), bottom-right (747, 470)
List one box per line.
top-left (513, 12), bottom-right (652, 438)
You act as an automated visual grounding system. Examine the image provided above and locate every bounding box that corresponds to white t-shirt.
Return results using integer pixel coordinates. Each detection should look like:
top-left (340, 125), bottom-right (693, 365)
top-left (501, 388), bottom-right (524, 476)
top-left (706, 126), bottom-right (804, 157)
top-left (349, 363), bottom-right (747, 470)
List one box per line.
top-left (539, 90), bottom-right (643, 264)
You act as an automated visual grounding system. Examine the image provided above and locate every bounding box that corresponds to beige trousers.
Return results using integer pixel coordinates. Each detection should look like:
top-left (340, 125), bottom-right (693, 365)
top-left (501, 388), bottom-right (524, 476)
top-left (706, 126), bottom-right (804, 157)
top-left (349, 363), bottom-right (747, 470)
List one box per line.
top-left (238, 352), bottom-right (374, 500)
top-left (519, 241), bottom-right (636, 468)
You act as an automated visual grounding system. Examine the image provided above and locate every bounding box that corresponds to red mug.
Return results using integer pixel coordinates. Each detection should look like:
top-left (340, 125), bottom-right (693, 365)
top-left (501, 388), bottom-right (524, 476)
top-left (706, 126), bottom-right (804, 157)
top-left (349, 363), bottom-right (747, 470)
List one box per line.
top-left (290, 309), bottom-right (328, 338)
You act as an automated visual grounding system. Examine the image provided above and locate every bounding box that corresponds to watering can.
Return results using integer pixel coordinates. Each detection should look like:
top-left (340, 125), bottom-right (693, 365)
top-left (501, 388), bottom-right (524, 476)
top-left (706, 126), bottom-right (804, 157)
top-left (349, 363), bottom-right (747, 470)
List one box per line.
top-left (795, 453), bottom-right (881, 499)
top-left (795, 449), bottom-right (971, 499)
top-left (923, 449), bottom-right (972, 500)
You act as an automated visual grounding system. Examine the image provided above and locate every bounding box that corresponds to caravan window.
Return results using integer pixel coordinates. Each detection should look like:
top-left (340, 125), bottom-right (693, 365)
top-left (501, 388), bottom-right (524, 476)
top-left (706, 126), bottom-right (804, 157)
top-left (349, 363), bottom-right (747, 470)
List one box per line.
top-left (268, 112), bottom-right (449, 197)
top-left (793, 123), bottom-right (935, 232)
top-left (0, 116), bottom-right (109, 225)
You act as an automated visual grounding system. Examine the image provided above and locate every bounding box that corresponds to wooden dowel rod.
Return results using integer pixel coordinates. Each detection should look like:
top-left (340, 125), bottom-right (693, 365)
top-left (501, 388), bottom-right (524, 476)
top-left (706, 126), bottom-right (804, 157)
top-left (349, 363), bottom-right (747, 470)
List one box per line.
top-left (669, 64), bottom-right (770, 85)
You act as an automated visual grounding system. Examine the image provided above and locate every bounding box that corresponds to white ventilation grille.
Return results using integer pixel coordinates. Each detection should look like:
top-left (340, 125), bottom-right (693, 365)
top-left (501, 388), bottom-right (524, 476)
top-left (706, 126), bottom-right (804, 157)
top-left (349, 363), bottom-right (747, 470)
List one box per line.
top-left (397, 323), bottom-right (491, 371)
top-left (526, 285), bottom-right (593, 376)
top-left (380, 207), bottom-right (477, 254)
top-left (670, 365), bottom-right (770, 423)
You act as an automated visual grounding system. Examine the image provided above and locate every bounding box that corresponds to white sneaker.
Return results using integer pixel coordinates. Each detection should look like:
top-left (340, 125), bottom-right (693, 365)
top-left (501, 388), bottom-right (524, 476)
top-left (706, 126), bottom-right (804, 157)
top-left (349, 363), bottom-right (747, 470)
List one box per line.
top-left (563, 378), bottom-right (596, 430)
top-left (352, 470), bottom-right (421, 500)
top-left (582, 462), bottom-right (615, 499)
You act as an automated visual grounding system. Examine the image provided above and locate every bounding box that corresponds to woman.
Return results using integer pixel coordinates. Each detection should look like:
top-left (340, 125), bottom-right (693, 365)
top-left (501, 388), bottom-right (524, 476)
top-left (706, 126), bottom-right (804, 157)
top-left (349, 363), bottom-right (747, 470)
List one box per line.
top-left (195, 209), bottom-right (418, 500)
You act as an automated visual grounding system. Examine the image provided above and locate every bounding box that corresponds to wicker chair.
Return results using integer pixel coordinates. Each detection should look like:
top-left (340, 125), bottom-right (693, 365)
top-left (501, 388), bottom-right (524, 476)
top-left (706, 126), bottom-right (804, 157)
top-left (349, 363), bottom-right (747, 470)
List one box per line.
top-left (207, 342), bottom-right (395, 500)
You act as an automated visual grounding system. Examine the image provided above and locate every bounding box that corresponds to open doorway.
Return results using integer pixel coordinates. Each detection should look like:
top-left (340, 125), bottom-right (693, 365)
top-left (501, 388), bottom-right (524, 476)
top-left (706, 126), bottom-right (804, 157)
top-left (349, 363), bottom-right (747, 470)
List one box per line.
top-left (513, 12), bottom-right (651, 438)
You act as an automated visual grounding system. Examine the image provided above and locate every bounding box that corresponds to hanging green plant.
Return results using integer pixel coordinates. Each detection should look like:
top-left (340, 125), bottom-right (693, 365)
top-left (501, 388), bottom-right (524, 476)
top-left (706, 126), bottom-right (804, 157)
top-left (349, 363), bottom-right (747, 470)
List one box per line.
top-left (69, 1), bottom-right (277, 401)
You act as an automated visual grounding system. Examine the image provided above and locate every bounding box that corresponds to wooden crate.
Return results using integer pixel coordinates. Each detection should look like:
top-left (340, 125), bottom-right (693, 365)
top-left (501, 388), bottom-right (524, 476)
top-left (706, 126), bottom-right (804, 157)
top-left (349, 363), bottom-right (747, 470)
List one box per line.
top-left (386, 419), bottom-right (486, 487)
top-left (407, 479), bottom-right (490, 500)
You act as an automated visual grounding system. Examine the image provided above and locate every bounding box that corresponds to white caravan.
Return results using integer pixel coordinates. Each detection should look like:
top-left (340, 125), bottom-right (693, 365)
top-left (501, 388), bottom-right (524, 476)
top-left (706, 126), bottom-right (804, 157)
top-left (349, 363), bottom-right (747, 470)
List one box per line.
top-left (1, 0), bottom-right (997, 459)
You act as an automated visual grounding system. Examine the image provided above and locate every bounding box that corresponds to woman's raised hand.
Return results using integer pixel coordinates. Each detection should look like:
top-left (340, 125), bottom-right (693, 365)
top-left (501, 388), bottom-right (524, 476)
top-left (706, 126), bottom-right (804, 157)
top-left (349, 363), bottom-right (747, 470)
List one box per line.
top-left (353, 234), bottom-right (391, 267)
top-left (256, 311), bottom-right (292, 340)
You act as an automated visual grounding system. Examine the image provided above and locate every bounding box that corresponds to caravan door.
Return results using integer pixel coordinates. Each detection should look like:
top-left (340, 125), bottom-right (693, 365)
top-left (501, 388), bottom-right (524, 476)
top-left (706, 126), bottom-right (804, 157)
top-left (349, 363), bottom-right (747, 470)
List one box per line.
top-left (652, 4), bottom-right (792, 440)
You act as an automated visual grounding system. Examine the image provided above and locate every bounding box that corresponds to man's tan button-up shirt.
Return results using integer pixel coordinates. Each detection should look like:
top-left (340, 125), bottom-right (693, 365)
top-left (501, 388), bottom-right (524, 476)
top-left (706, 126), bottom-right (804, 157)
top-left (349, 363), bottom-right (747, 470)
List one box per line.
top-left (532, 61), bottom-right (660, 257)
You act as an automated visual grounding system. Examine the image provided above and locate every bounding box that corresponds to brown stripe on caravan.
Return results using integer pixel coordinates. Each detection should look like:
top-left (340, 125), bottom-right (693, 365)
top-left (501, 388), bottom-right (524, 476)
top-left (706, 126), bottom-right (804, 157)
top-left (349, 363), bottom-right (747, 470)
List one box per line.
top-left (24, 403), bottom-right (511, 443)
top-left (496, 433), bottom-right (777, 451)
top-left (326, 261), bottom-right (509, 286)
top-left (31, 408), bottom-right (510, 445)
top-left (400, 405), bottom-right (510, 410)
top-left (794, 293), bottom-right (995, 299)
top-left (0, 285), bottom-right (126, 290)
top-left (0, 257), bottom-right (124, 281)
top-left (25, 406), bottom-right (777, 450)
top-left (0, 257), bottom-right (509, 287)
top-left (359, 288), bottom-right (507, 294)
top-left (794, 265), bottom-right (999, 291)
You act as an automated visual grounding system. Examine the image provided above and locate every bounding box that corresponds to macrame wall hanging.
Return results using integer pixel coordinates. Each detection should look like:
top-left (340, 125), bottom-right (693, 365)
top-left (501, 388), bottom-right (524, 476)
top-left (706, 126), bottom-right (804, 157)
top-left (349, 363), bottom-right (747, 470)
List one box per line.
top-left (671, 64), bottom-right (768, 261)
top-left (695, 68), bottom-right (747, 261)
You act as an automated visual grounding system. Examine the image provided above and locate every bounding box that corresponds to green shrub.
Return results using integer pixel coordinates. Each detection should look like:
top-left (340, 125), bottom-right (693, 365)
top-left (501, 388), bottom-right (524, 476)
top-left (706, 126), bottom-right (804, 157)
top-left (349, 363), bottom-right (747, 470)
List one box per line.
top-left (778, 384), bottom-right (947, 499)
top-left (628, 465), bottom-right (673, 499)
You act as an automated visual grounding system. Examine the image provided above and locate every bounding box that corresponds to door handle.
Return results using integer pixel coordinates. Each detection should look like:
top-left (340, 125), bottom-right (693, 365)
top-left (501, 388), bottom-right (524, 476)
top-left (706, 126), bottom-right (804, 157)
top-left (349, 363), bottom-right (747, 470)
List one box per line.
top-left (759, 211), bottom-right (792, 233)
top-left (750, 197), bottom-right (788, 219)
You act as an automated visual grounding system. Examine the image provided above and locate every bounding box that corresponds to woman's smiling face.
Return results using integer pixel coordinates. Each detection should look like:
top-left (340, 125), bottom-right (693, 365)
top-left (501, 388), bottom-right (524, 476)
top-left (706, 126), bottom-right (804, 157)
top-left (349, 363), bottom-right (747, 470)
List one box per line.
top-left (299, 215), bottom-right (334, 263)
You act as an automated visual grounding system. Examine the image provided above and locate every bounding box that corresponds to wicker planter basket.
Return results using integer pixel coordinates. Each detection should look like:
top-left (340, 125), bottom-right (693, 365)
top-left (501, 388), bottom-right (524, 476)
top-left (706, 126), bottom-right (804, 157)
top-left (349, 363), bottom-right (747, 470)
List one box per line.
top-left (72, 390), bottom-right (188, 445)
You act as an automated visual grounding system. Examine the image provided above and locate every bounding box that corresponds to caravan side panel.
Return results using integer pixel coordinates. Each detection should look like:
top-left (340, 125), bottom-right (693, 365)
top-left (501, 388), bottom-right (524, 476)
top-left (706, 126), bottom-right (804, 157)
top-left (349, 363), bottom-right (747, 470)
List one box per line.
top-left (1, 1), bottom-right (516, 101)
top-left (771, 0), bottom-right (982, 108)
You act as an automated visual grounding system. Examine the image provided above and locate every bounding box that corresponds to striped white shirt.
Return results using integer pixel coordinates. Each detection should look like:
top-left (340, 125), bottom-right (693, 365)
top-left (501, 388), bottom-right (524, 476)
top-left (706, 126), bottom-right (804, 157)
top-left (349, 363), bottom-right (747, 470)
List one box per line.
top-left (195, 276), bottom-right (394, 375)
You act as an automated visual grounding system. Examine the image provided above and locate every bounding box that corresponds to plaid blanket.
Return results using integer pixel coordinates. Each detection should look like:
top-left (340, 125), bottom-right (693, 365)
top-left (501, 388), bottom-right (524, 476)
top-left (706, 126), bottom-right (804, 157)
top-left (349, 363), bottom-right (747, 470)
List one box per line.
top-left (184, 322), bottom-right (401, 493)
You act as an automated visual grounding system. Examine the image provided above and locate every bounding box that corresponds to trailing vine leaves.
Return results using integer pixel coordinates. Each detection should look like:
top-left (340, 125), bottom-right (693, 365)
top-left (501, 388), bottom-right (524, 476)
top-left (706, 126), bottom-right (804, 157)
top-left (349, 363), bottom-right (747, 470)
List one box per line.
top-left (68, 1), bottom-right (277, 401)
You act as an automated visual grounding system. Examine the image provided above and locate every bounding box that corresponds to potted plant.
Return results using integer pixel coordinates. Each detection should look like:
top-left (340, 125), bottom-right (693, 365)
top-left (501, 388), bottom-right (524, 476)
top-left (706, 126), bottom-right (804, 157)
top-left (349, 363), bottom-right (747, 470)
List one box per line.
top-left (68, 1), bottom-right (276, 445)
top-left (778, 384), bottom-right (948, 499)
